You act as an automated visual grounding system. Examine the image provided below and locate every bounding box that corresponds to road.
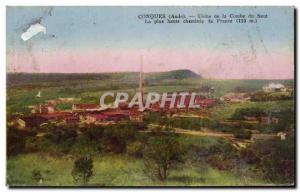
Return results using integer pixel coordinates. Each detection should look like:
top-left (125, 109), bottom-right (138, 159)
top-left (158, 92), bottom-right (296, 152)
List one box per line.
top-left (142, 125), bottom-right (254, 150)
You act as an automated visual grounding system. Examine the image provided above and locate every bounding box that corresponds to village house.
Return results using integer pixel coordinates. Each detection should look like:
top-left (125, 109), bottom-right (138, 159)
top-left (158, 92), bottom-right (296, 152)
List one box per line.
top-left (58, 97), bottom-right (75, 103)
top-left (277, 132), bottom-right (286, 140)
top-left (85, 113), bottom-right (109, 124)
top-left (195, 98), bottom-right (216, 108)
top-left (239, 115), bottom-right (279, 125)
top-left (39, 112), bottom-right (73, 120)
top-left (243, 116), bottom-right (258, 121)
top-left (35, 112), bottom-right (80, 125)
top-left (63, 115), bottom-right (80, 124)
top-left (8, 117), bottom-right (26, 130)
top-left (13, 115), bottom-right (48, 129)
top-left (118, 101), bottom-right (129, 109)
top-left (220, 93), bottom-right (250, 103)
top-left (260, 116), bottom-right (279, 124)
top-left (47, 97), bottom-right (75, 105)
top-left (11, 111), bottom-right (80, 129)
top-left (149, 102), bottom-right (161, 112)
top-left (262, 83), bottom-right (286, 92)
top-left (129, 108), bottom-right (144, 122)
top-left (286, 86), bottom-right (294, 96)
top-left (251, 132), bottom-right (286, 141)
top-left (82, 110), bottom-right (130, 124)
top-left (72, 103), bottom-right (100, 112)
top-left (148, 93), bottom-right (216, 112)
top-left (102, 111), bottom-right (130, 121)
top-left (251, 133), bottom-right (282, 141)
top-left (31, 104), bottom-right (55, 114)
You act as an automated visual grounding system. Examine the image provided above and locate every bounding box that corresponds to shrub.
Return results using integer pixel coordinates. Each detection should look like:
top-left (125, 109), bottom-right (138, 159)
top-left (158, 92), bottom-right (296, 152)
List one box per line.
top-left (231, 108), bottom-right (266, 120)
top-left (233, 129), bottom-right (251, 139)
top-left (32, 169), bottom-right (43, 183)
top-left (240, 148), bottom-right (260, 164)
top-left (72, 156), bottom-right (93, 185)
top-left (43, 125), bottom-right (78, 154)
top-left (206, 140), bottom-right (239, 170)
top-left (206, 154), bottom-right (234, 170)
top-left (250, 140), bottom-right (295, 183)
top-left (81, 125), bottom-right (104, 141)
top-left (102, 123), bottom-right (138, 153)
top-left (127, 141), bottom-right (144, 157)
top-left (46, 125), bottom-right (77, 145)
top-left (7, 127), bottom-right (36, 156)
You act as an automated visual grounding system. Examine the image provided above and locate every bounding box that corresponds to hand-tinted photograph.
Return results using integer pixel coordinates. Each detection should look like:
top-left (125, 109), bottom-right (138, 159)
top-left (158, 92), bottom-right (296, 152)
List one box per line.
top-left (6, 6), bottom-right (295, 187)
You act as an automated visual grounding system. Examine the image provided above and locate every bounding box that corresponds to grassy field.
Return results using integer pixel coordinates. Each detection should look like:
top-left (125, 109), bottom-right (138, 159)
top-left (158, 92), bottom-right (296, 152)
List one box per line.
top-left (7, 135), bottom-right (271, 186)
top-left (6, 71), bottom-right (293, 115)
top-left (7, 153), bottom-right (268, 186)
top-left (212, 100), bottom-right (294, 120)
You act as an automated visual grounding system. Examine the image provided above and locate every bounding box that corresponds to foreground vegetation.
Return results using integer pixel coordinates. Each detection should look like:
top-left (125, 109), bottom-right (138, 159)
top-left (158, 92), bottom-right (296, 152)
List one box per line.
top-left (7, 121), bottom-right (294, 186)
top-left (7, 152), bottom-right (268, 186)
top-left (6, 72), bottom-right (295, 186)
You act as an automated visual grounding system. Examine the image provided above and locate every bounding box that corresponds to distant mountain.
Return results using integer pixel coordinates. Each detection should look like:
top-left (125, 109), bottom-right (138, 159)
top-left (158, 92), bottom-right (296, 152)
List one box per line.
top-left (7, 69), bottom-right (201, 86)
top-left (145, 69), bottom-right (200, 81)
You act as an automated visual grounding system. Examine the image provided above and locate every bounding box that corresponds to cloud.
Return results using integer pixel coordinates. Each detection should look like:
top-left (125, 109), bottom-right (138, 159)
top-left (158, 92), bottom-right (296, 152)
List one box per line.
top-left (21, 23), bottom-right (46, 41)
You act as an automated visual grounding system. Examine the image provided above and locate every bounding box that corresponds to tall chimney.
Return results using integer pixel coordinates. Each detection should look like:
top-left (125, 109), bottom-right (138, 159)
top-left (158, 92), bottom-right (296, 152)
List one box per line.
top-left (139, 56), bottom-right (144, 103)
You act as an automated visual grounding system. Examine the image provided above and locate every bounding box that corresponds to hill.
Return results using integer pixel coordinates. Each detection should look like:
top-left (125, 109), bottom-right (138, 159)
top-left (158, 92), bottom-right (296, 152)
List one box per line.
top-left (145, 69), bottom-right (200, 81)
top-left (7, 69), bottom-right (200, 86)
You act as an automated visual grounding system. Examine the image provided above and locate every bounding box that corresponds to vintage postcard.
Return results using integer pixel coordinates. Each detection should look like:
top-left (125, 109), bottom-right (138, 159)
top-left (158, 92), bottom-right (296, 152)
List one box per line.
top-left (6, 6), bottom-right (295, 187)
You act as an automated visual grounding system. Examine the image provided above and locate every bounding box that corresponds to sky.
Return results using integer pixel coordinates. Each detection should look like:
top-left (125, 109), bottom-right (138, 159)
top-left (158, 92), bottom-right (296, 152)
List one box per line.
top-left (6, 6), bottom-right (294, 79)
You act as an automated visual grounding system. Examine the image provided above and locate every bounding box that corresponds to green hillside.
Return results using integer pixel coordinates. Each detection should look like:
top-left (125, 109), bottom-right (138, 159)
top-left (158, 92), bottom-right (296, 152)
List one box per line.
top-left (7, 69), bottom-right (200, 86)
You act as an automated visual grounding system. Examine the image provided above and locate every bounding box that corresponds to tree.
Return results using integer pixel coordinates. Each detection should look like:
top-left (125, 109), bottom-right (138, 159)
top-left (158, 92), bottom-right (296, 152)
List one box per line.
top-left (102, 123), bottom-right (138, 153)
top-left (233, 129), bottom-right (252, 139)
top-left (44, 125), bottom-right (78, 154)
top-left (46, 125), bottom-right (77, 144)
top-left (206, 140), bottom-right (239, 170)
top-left (234, 86), bottom-right (255, 93)
top-left (127, 141), bottom-right (144, 157)
top-left (242, 139), bottom-right (295, 184)
top-left (7, 126), bottom-right (36, 156)
top-left (231, 107), bottom-right (266, 120)
top-left (81, 125), bottom-right (104, 141)
top-left (72, 156), bottom-right (93, 185)
top-left (143, 135), bottom-right (183, 181)
top-left (7, 128), bottom-right (26, 156)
